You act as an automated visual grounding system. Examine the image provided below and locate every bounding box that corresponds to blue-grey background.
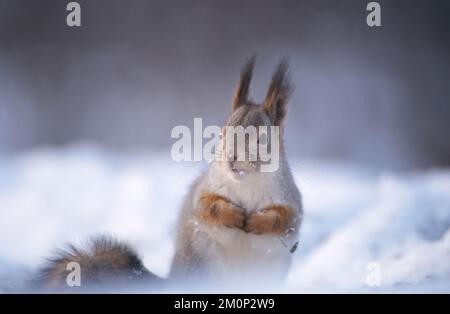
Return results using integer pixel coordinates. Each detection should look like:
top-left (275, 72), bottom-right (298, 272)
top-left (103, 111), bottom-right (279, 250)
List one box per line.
top-left (1, 1), bottom-right (450, 293)
top-left (0, 0), bottom-right (449, 170)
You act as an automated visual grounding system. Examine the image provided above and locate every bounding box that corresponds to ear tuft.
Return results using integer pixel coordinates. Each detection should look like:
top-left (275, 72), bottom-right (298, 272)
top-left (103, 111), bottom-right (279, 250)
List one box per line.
top-left (232, 54), bottom-right (256, 112)
top-left (263, 59), bottom-right (292, 125)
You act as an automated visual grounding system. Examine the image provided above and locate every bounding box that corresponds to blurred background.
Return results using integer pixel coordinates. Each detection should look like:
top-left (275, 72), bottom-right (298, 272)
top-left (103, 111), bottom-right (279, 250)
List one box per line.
top-left (1, 1), bottom-right (450, 293)
top-left (1, 0), bottom-right (449, 170)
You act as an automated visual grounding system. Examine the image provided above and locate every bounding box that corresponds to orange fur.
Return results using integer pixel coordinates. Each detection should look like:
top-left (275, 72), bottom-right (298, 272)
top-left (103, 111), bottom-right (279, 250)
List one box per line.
top-left (244, 205), bottom-right (295, 235)
top-left (198, 191), bottom-right (245, 229)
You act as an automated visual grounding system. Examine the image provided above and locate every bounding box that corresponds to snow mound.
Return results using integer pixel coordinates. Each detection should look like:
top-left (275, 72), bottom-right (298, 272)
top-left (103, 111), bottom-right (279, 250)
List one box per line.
top-left (0, 144), bottom-right (449, 292)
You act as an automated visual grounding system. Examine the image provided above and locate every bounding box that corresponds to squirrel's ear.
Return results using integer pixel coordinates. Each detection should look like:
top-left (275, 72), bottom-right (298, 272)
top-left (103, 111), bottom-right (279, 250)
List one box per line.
top-left (263, 59), bottom-right (292, 126)
top-left (232, 55), bottom-right (256, 112)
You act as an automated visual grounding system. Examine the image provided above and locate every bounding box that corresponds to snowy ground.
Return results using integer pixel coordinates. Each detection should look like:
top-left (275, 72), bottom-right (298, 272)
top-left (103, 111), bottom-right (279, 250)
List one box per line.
top-left (0, 144), bottom-right (449, 293)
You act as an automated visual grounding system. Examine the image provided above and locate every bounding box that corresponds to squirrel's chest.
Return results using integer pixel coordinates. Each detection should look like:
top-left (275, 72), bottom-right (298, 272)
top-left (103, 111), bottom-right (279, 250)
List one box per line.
top-left (214, 176), bottom-right (281, 213)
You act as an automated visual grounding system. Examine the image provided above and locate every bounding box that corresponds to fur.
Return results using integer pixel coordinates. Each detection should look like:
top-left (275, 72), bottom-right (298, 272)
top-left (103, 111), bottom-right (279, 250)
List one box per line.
top-left (36, 56), bottom-right (302, 292)
top-left (34, 236), bottom-right (162, 292)
top-left (170, 56), bottom-right (302, 287)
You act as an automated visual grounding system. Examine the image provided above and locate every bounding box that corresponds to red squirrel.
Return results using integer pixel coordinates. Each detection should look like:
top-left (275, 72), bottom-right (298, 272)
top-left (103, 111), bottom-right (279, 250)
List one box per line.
top-left (35, 56), bottom-right (302, 292)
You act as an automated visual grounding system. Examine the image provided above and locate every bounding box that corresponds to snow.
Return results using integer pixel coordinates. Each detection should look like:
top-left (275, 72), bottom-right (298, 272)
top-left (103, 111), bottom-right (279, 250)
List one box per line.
top-left (0, 144), bottom-right (449, 293)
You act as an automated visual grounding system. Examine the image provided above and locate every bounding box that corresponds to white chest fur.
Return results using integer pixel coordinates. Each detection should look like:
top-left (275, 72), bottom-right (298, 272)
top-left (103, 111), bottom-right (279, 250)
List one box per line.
top-left (190, 165), bottom-right (294, 283)
top-left (202, 165), bottom-right (285, 213)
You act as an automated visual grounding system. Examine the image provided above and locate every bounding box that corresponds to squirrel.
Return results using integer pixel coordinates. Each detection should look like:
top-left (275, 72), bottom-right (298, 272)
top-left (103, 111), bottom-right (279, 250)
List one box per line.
top-left (33, 56), bottom-right (303, 292)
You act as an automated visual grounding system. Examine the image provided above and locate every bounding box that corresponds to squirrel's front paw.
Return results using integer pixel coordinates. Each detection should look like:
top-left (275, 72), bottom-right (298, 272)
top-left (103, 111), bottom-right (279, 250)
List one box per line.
top-left (244, 205), bottom-right (295, 235)
top-left (198, 192), bottom-right (245, 229)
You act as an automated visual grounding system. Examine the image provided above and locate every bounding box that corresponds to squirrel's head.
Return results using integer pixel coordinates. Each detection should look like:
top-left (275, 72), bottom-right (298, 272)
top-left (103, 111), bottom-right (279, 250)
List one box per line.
top-left (219, 55), bottom-right (292, 180)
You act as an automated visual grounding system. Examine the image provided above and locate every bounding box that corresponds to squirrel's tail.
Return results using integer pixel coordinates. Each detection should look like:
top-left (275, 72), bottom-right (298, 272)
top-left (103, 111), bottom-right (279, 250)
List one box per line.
top-left (33, 236), bottom-right (165, 292)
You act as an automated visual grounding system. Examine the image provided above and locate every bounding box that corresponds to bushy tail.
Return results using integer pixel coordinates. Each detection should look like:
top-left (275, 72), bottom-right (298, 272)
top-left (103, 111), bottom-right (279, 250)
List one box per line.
top-left (33, 236), bottom-right (164, 292)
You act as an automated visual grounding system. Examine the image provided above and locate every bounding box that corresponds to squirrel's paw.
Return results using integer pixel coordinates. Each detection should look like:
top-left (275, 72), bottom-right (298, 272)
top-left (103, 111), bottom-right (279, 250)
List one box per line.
top-left (198, 192), bottom-right (246, 229)
top-left (244, 205), bottom-right (295, 235)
